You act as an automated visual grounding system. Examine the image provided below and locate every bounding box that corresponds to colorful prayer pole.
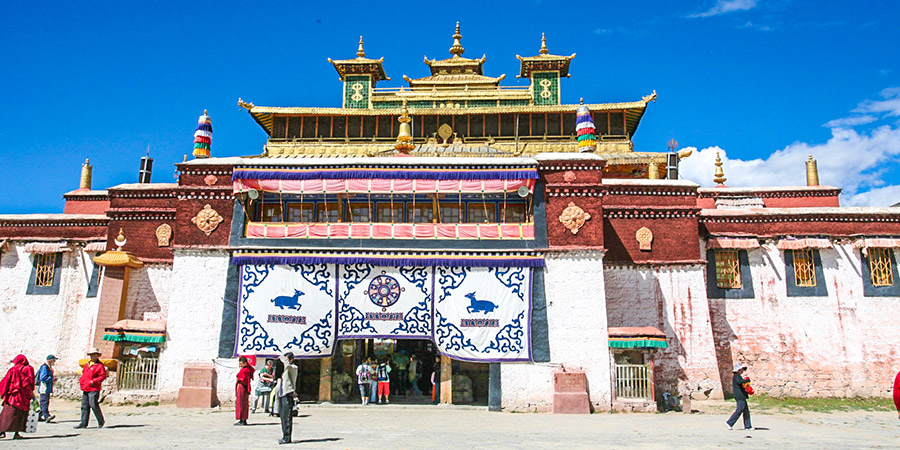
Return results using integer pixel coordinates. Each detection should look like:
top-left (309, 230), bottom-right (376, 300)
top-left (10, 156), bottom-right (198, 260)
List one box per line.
top-left (193, 110), bottom-right (212, 159)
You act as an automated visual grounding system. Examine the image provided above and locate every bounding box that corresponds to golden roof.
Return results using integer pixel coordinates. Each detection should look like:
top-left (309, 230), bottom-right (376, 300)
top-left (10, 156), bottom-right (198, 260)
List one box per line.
top-left (516, 33), bottom-right (576, 78)
top-left (406, 22), bottom-right (502, 89)
top-left (327, 36), bottom-right (389, 82)
top-left (262, 139), bottom-right (642, 158)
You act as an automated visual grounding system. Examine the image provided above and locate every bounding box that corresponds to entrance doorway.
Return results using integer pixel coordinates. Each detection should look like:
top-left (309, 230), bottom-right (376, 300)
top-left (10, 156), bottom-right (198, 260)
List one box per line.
top-left (331, 339), bottom-right (437, 404)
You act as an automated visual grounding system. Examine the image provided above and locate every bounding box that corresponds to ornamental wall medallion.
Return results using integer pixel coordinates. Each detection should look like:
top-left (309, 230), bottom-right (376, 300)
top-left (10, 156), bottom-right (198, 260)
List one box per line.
top-left (559, 202), bottom-right (591, 235)
top-left (204, 174), bottom-right (218, 186)
top-left (155, 223), bottom-right (172, 247)
top-left (636, 227), bottom-right (653, 251)
top-left (191, 204), bottom-right (224, 236)
top-left (563, 171), bottom-right (577, 183)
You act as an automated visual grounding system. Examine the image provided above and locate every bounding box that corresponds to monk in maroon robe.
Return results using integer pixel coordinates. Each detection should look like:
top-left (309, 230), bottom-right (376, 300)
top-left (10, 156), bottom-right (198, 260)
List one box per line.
top-left (0, 355), bottom-right (35, 439)
top-left (893, 370), bottom-right (900, 420)
top-left (235, 356), bottom-right (254, 425)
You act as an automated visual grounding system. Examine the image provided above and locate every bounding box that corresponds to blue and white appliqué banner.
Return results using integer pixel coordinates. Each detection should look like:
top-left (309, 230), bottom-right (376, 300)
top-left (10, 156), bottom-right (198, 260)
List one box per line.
top-left (236, 264), bottom-right (337, 357)
top-left (338, 265), bottom-right (432, 339)
top-left (433, 267), bottom-right (532, 362)
top-left (236, 264), bottom-right (532, 362)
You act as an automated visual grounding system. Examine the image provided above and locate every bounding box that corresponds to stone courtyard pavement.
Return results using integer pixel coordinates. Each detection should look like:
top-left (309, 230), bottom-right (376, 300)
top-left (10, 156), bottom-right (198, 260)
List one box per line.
top-left (6, 400), bottom-right (899, 449)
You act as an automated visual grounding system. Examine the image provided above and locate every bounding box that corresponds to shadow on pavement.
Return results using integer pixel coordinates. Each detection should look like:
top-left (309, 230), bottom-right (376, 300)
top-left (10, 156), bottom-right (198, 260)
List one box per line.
top-left (18, 434), bottom-right (79, 440)
top-left (243, 423), bottom-right (278, 426)
top-left (292, 438), bottom-right (342, 444)
top-left (103, 425), bottom-right (146, 429)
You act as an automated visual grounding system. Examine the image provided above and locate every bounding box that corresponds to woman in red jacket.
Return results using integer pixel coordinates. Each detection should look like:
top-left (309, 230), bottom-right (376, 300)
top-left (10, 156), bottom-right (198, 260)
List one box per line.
top-left (76, 348), bottom-right (108, 429)
top-left (0, 355), bottom-right (35, 440)
top-left (235, 357), bottom-right (254, 426)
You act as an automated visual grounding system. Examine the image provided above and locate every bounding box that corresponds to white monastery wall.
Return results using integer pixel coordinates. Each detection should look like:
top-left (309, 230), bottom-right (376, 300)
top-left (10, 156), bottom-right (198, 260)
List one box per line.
top-left (711, 242), bottom-right (900, 398)
top-left (502, 251), bottom-right (611, 412)
top-left (157, 249), bottom-right (232, 403)
top-left (0, 243), bottom-right (97, 371)
top-left (605, 264), bottom-right (722, 399)
top-left (125, 263), bottom-right (173, 321)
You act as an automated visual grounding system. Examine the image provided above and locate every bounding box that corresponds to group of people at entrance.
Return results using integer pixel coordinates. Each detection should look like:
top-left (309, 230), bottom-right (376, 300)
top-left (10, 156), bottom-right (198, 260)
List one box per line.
top-left (234, 352), bottom-right (299, 445)
top-left (0, 348), bottom-right (108, 440)
top-left (355, 353), bottom-right (441, 405)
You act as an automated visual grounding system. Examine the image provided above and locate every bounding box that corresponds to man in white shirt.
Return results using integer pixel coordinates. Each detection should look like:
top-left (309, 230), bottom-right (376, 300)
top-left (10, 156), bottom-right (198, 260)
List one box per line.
top-left (278, 352), bottom-right (298, 445)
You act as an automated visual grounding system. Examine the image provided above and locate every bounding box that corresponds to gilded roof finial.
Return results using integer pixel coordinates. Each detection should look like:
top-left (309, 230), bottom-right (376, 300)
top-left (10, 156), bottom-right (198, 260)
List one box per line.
top-left (713, 152), bottom-right (727, 186)
top-left (394, 99), bottom-right (414, 154)
top-left (357, 36), bottom-right (366, 58)
top-left (449, 21), bottom-right (465, 57)
top-left (115, 228), bottom-right (127, 251)
top-left (579, 97), bottom-right (584, 105)
top-left (540, 33), bottom-right (549, 55)
top-left (806, 153), bottom-right (819, 186)
top-left (80, 158), bottom-right (93, 190)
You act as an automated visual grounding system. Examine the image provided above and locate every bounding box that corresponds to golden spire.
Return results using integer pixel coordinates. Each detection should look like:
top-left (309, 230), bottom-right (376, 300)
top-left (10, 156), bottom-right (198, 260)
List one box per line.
top-left (80, 158), bottom-right (92, 190)
top-left (357, 36), bottom-right (366, 58)
top-left (806, 154), bottom-right (819, 186)
top-left (539, 33), bottom-right (548, 55)
top-left (449, 21), bottom-right (464, 57)
top-left (713, 152), bottom-right (727, 186)
top-left (394, 100), bottom-right (414, 154)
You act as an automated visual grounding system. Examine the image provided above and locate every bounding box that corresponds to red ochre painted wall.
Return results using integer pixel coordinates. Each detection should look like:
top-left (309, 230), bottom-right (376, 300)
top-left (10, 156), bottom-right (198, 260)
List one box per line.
top-left (603, 216), bottom-right (701, 263)
top-left (63, 199), bottom-right (110, 215)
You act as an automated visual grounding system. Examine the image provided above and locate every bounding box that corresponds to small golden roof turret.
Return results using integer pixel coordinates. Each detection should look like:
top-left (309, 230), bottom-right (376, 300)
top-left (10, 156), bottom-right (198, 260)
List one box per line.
top-left (449, 21), bottom-right (464, 57)
top-left (516, 33), bottom-right (576, 78)
top-left (394, 100), bottom-right (415, 154)
top-left (328, 36), bottom-right (389, 82)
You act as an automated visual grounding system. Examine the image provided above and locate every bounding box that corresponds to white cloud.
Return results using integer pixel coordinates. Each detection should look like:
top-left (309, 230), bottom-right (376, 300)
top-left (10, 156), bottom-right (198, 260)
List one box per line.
top-left (679, 126), bottom-right (900, 206)
top-left (853, 87), bottom-right (900, 117)
top-left (689, 0), bottom-right (758, 18)
top-left (823, 115), bottom-right (877, 128)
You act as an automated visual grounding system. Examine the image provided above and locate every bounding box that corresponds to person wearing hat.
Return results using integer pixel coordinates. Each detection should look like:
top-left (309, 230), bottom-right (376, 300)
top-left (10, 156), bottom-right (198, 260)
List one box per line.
top-left (36, 355), bottom-right (57, 423)
top-left (725, 363), bottom-right (753, 431)
top-left (75, 348), bottom-right (107, 429)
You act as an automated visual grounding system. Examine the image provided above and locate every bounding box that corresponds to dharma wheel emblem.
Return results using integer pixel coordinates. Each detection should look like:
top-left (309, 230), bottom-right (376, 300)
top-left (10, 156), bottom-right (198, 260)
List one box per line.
top-left (366, 272), bottom-right (404, 311)
top-left (559, 202), bottom-right (591, 235)
top-left (191, 204), bottom-right (224, 236)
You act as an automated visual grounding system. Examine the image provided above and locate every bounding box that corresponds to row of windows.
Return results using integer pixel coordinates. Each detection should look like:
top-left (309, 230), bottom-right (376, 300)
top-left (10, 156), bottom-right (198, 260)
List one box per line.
top-left (711, 247), bottom-right (897, 297)
top-left (253, 201), bottom-right (529, 224)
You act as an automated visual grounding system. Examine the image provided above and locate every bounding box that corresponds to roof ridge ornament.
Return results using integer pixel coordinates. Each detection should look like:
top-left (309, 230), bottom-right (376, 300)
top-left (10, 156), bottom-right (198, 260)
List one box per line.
top-left (449, 21), bottom-right (464, 57)
top-left (357, 35), bottom-right (366, 58)
top-left (714, 152), bottom-right (727, 186)
top-left (540, 32), bottom-right (549, 55)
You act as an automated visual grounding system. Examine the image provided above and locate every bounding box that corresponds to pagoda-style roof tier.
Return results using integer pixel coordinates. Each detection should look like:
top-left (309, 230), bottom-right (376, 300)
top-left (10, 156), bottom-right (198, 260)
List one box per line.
top-left (327, 36), bottom-right (389, 82)
top-left (240, 99), bottom-right (653, 140)
top-left (371, 83), bottom-right (530, 105)
top-left (516, 33), bottom-right (576, 78)
top-left (402, 72), bottom-right (504, 90)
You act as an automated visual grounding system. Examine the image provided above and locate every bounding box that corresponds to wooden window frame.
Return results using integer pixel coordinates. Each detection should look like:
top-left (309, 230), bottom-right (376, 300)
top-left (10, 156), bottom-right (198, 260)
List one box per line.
top-left (27, 252), bottom-right (63, 295)
top-left (714, 250), bottom-right (742, 289)
top-left (792, 248), bottom-right (817, 287)
top-left (868, 248), bottom-right (894, 287)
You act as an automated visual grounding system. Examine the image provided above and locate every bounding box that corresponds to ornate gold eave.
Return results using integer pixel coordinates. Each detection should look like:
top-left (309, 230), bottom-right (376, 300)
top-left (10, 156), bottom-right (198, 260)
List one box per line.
top-left (328, 57), bottom-right (389, 82)
top-left (516, 53), bottom-right (576, 78)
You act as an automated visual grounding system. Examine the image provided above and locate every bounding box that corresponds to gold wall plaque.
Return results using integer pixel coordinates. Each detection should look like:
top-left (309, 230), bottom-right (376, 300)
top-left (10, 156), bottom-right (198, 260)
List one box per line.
top-left (636, 227), bottom-right (653, 251)
top-left (559, 202), bottom-right (591, 235)
top-left (155, 223), bottom-right (172, 247)
top-left (191, 204), bottom-right (224, 236)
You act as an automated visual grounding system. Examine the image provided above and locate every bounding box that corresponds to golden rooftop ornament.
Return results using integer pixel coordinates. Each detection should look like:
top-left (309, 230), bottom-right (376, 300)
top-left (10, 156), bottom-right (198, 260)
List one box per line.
top-left (357, 36), bottom-right (366, 58)
top-left (806, 154), bottom-right (819, 186)
top-left (449, 21), bottom-right (464, 57)
top-left (713, 152), bottom-right (727, 186)
top-left (80, 158), bottom-right (92, 190)
top-left (539, 33), bottom-right (549, 55)
top-left (394, 100), bottom-right (415, 154)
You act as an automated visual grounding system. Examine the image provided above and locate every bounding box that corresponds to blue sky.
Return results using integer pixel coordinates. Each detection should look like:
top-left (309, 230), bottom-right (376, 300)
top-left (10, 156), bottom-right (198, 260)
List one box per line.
top-left (1, 0), bottom-right (898, 213)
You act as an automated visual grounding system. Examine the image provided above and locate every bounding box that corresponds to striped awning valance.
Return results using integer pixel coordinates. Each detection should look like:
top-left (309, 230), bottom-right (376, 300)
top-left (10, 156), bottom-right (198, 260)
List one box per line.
top-left (24, 242), bottom-right (71, 254)
top-left (706, 237), bottom-right (760, 250)
top-left (852, 238), bottom-right (900, 256)
top-left (608, 327), bottom-right (668, 349)
top-left (83, 242), bottom-right (107, 252)
top-left (102, 320), bottom-right (166, 343)
top-left (776, 237), bottom-right (833, 250)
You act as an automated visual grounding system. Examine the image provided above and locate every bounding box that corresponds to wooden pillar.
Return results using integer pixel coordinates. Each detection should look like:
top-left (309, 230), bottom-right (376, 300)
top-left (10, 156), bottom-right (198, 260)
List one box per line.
top-left (440, 355), bottom-right (452, 404)
top-left (318, 357), bottom-right (332, 402)
top-left (93, 266), bottom-right (131, 357)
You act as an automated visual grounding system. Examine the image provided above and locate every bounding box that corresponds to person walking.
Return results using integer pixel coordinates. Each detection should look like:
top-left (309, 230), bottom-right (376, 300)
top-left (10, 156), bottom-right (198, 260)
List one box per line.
top-left (278, 352), bottom-right (298, 445)
top-left (376, 359), bottom-right (392, 404)
top-left (431, 356), bottom-right (442, 404)
top-left (253, 359), bottom-right (275, 414)
top-left (408, 354), bottom-right (422, 396)
top-left (368, 359), bottom-right (378, 404)
top-left (75, 348), bottom-right (107, 429)
top-left (725, 363), bottom-right (752, 431)
top-left (0, 355), bottom-right (35, 440)
top-left (269, 358), bottom-right (285, 417)
top-left (234, 356), bottom-right (253, 425)
top-left (355, 359), bottom-right (374, 405)
top-left (36, 355), bottom-right (57, 423)
top-left (393, 350), bottom-right (410, 396)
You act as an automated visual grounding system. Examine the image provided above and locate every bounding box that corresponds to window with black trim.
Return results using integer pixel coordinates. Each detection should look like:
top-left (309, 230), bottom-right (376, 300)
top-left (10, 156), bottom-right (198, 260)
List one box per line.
top-left (862, 248), bottom-right (900, 297)
top-left (784, 248), bottom-right (828, 297)
top-left (26, 252), bottom-right (63, 295)
top-left (706, 249), bottom-right (755, 299)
